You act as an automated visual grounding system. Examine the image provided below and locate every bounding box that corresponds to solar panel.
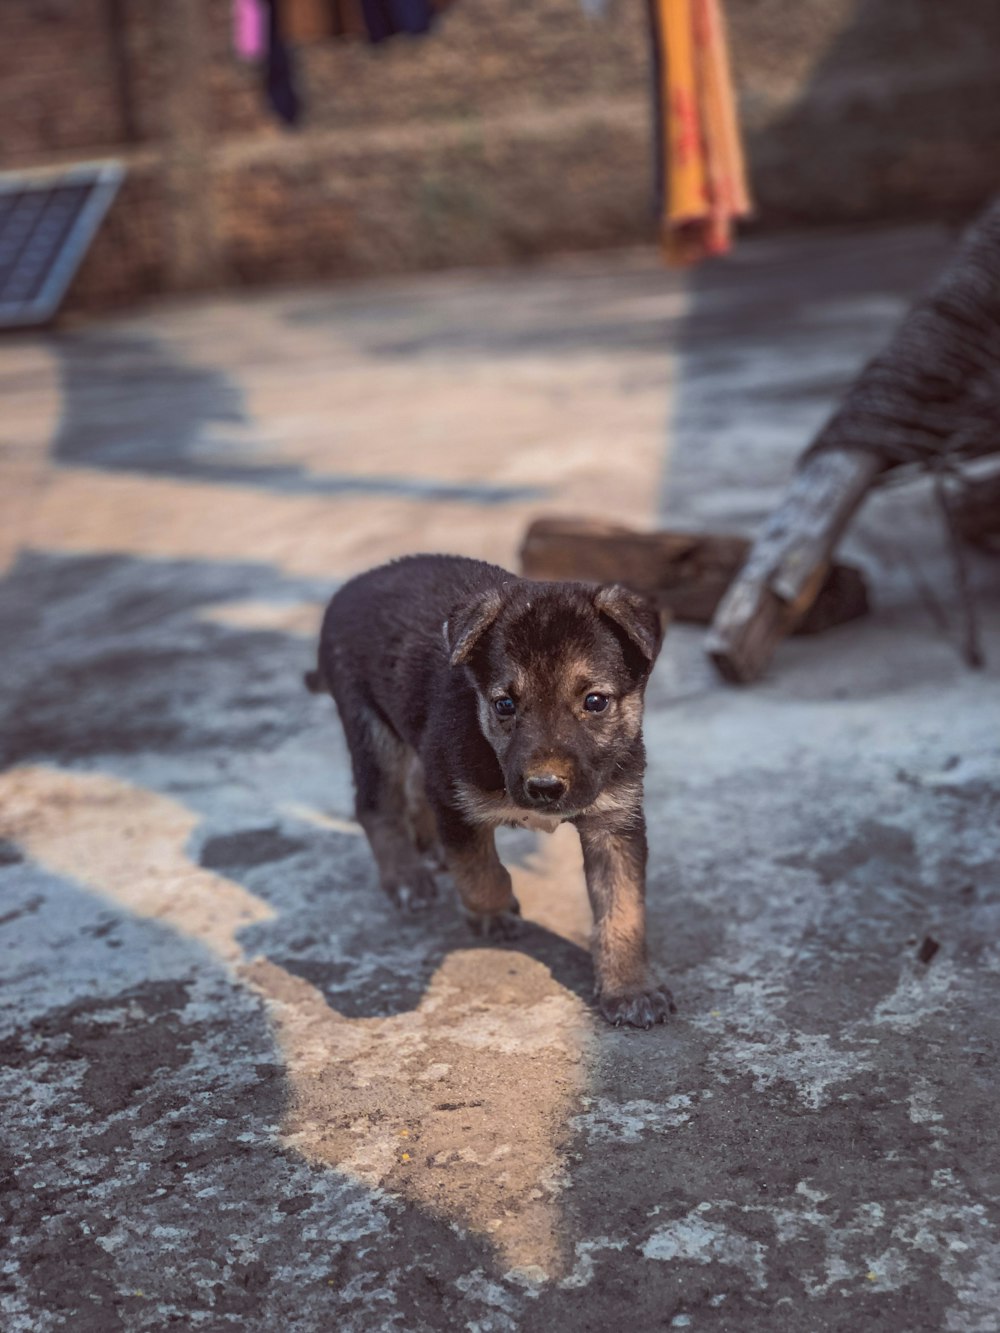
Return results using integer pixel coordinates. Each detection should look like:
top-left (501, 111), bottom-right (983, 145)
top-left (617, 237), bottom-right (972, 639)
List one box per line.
top-left (0, 160), bottom-right (124, 329)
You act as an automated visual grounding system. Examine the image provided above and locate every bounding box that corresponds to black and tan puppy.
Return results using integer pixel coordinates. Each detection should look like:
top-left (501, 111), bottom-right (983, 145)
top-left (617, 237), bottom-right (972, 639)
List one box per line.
top-left (306, 554), bottom-right (674, 1028)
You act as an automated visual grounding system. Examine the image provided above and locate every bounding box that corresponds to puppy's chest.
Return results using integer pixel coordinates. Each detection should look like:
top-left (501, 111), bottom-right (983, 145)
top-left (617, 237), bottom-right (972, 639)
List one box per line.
top-left (453, 784), bottom-right (565, 834)
top-left (502, 808), bottom-right (564, 834)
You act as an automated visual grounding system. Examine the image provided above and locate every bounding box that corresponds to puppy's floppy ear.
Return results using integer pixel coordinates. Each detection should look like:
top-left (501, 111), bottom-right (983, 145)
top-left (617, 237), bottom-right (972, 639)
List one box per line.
top-left (593, 584), bottom-right (665, 672)
top-left (444, 588), bottom-right (505, 667)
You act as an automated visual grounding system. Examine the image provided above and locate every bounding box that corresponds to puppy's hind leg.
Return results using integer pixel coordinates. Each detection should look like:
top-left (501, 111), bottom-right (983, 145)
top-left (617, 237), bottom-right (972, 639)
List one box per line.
top-left (344, 705), bottom-right (439, 915)
top-left (404, 756), bottom-right (447, 872)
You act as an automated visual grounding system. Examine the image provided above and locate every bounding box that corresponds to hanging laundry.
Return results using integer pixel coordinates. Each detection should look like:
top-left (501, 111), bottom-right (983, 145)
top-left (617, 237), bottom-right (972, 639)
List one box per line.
top-left (235, 0), bottom-right (455, 123)
top-left (283, 0), bottom-right (368, 42)
top-left (232, 0), bottom-right (301, 123)
top-left (233, 0), bottom-right (268, 60)
top-left (282, 0), bottom-right (450, 44)
top-left (330, 0), bottom-right (374, 39)
top-left (283, 0), bottom-right (338, 41)
top-left (265, 0), bottom-right (301, 125)
top-left (359, 0), bottom-right (436, 44)
top-left (648, 0), bottom-right (751, 264)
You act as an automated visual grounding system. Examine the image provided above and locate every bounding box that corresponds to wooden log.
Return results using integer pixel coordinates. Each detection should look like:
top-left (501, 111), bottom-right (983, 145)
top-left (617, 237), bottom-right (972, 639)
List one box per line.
top-left (519, 514), bottom-right (869, 633)
top-left (521, 517), bottom-right (747, 623)
top-left (704, 449), bottom-right (881, 683)
top-left (795, 562), bottom-right (870, 635)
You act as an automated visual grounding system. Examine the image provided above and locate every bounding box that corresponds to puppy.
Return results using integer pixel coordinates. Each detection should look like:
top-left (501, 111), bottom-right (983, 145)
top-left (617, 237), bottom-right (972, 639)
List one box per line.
top-left (306, 554), bottom-right (674, 1028)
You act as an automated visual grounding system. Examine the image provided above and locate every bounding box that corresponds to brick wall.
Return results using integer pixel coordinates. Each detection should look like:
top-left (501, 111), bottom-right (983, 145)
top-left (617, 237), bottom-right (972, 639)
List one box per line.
top-left (0, 0), bottom-right (127, 157)
top-left (1, 0), bottom-right (655, 307)
top-left (3, 0), bottom-right (1000, 310)
top-left (729, 0), bottom-right (1000, 226)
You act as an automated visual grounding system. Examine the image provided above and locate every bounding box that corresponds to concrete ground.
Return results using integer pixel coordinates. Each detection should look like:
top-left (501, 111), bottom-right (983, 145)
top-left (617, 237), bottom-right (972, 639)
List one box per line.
top-left (1, 227), bottom-right (999, 1333)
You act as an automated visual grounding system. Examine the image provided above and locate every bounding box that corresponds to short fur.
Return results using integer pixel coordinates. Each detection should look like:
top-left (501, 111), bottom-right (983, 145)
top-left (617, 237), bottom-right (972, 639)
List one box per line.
top-left (307, 554), bottom-right (675, 1028)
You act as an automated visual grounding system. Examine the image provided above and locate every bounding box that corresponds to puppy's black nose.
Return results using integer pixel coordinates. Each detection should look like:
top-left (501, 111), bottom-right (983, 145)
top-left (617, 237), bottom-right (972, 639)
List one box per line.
top-left (524, 774), bottom-right (567, 805)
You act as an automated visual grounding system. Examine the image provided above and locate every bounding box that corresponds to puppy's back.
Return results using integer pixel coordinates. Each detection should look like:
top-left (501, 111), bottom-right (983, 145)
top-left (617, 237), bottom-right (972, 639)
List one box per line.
top-left (310, 554), bottom-right (508, 718)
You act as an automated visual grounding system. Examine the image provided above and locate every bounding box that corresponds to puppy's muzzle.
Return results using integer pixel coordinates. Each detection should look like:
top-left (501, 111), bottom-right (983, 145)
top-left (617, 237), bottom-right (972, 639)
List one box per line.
top-left (523, 774), bottom-right (568, 806)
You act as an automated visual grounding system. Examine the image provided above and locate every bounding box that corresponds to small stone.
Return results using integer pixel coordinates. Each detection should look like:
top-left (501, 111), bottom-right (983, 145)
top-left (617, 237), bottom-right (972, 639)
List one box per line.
top-left (917, 935), bottom-right (940, 965)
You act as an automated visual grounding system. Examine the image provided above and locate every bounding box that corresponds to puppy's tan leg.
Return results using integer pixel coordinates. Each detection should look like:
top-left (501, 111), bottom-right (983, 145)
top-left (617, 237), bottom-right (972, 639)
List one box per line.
top-left (434, 805), bottom-right (521, 939)
top-left (577, 811), bottom-right (675, 1028)
top-left (347, 711), bottom-right (439, 914)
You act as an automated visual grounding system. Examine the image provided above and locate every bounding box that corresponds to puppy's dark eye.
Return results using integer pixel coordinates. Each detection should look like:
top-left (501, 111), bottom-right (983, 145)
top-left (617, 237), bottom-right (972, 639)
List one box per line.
top-left (584, 693), bottom-right (610, 713)
top-left (494, 696), bottom-right (516, 718)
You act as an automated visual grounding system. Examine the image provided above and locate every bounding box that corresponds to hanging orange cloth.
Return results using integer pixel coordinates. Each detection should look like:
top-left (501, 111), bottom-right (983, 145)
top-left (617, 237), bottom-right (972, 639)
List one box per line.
top-left (651, 0), bottom-right (751, 264)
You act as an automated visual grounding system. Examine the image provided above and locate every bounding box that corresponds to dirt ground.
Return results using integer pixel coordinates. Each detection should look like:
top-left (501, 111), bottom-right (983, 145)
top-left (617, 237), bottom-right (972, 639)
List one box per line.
top-left (2, 228), bottom-right (999, 1332)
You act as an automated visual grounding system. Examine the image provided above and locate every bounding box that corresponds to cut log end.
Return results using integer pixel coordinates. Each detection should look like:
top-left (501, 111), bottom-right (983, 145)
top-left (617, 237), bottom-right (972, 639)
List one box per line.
top-left (705, 449), bottom-right (881, 684)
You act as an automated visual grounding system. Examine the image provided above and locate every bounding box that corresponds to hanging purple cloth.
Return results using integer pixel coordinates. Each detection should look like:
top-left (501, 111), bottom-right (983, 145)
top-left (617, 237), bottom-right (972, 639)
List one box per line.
top-left (389, 0), bottom-right (435, 34)
top-left (244, 0), bottom-right (444, 124)
top-left (359, 0), bottom-right (435, 44)
top-left (265, 0), bottom-right (301, 125)
top-left (233, 0), bottom-right (268, 60)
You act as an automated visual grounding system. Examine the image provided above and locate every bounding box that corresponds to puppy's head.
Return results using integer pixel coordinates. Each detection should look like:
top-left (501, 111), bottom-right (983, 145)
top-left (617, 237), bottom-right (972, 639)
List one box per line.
top-left (445, 580), bottom-right (663, 815)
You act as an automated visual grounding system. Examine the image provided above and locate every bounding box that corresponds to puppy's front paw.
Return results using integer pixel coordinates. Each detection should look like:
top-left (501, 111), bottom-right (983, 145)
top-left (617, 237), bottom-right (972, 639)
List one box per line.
top-left (597, 983), bottom-right (676, 1030)
top-left (465, 899), bottom-right (523, 941)
top-left (387, 867), bottom-right (440, 915)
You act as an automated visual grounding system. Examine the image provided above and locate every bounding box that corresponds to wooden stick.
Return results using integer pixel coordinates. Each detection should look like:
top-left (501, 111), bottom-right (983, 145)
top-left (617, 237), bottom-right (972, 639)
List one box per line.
top-left (703, 449), bottom-right (881, 683)
top-left (706, 199), bottom-right (1000, 684)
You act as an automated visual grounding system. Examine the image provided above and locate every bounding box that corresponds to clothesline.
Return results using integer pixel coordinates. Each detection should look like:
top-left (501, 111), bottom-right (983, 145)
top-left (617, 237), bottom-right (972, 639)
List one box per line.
top-left (233, 0), bottom-right (752, 264)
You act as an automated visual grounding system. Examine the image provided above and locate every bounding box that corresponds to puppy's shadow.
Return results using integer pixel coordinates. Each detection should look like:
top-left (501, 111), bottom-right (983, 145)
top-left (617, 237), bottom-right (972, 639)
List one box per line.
top-left (274, 914), bottom-right (596, 1020)
top-left (223, 827), bottom-right (596, 1020)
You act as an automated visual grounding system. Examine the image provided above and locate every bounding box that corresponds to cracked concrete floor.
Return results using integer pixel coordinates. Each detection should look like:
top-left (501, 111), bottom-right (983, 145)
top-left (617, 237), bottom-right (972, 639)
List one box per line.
top-left (1, 231), bottom-right (999, 1332)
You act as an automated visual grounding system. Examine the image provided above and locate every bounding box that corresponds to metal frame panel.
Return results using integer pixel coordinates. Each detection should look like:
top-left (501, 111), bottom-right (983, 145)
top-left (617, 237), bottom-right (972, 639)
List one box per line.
top-left (0, 160), bottom-right (124, 329)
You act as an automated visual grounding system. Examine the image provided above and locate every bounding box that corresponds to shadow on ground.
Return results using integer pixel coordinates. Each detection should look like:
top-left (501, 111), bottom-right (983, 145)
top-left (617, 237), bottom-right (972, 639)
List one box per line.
top-left (3, 240), bottom-right (1000, 1330)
